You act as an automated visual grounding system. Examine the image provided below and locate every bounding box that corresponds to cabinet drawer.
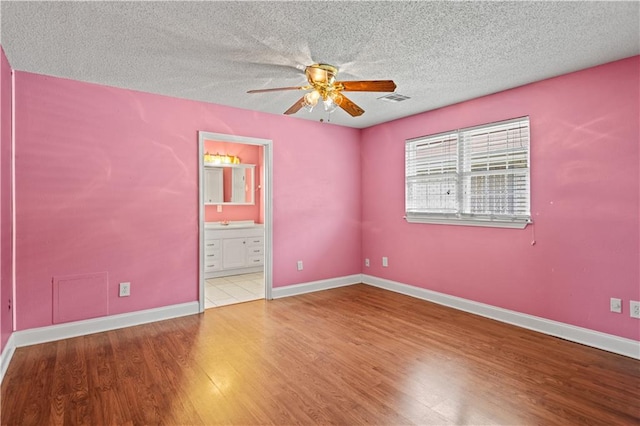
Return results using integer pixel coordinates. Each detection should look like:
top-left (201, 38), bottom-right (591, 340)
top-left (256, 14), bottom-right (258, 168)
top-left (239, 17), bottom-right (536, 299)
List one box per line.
top-left (246, 237), bottom-right (263, 247)
top-left (204, 249), bottom-right (221, 260)
top-left (204, 239), bottom-right (221, 249)
top-left (247, 255), bottom-right (264, 266)
top-left (247, 246), bottom-right (263, 256)
top-left (204, 260), bottom-right (222, 271)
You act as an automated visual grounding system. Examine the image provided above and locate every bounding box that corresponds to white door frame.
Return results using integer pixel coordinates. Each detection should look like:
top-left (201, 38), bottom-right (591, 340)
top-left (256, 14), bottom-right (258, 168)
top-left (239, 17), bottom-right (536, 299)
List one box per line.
top-left (197, 131), bottom-right (273, 312)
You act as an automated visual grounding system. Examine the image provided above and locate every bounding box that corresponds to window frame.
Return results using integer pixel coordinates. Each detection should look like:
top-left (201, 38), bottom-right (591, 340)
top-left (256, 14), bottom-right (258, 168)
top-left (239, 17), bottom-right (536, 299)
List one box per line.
top-left (405, 117), bottom-right (531, 229)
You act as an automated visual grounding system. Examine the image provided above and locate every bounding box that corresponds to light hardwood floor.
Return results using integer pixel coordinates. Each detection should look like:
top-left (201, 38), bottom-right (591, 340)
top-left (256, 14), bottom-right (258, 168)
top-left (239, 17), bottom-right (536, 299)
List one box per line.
top-left (2, 284), bottom-right (639, 425)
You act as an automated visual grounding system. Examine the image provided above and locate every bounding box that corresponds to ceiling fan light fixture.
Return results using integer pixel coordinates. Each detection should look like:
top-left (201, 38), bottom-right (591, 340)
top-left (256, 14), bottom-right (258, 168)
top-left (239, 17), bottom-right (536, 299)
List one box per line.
top-left (323, 98), bottom-right (337, 113)
top-left (302, 90), bottom-right (320, 112)
top-left (308, 90), bottom-right (321, 103)
top-left (323, 92), bottom-right (343, 113)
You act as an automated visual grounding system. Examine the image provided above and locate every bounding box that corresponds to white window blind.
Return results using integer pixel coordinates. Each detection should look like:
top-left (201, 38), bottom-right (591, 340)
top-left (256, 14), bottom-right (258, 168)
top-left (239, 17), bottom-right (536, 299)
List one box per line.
top-left (405, 117), bottom-right (531, 228)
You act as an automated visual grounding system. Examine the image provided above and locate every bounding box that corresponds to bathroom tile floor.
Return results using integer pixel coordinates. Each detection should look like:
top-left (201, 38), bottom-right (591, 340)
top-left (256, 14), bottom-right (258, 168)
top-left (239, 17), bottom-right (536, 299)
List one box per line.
top-left (205, 272), bottom-right (264, 309)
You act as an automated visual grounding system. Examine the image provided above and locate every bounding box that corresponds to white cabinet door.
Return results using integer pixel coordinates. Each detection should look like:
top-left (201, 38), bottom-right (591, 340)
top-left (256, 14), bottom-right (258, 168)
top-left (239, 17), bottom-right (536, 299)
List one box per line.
top-left (230, 167), bottom-right (246, 203)
top-left (222, 238), bottom-right (246, 269)
top-left (204, 167), bottom-right (223, 204)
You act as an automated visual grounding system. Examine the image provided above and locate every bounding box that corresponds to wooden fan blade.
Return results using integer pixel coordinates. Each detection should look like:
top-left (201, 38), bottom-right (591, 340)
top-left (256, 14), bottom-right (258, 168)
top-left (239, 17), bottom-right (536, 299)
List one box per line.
top-left (338, 80), bottom-right (397, 92)
top-left (336, 94), bottom-right (365, 117)
top-left (284, 97), bottom-right (306, 115)
top-left (247, 86), bottom-right (307, 94)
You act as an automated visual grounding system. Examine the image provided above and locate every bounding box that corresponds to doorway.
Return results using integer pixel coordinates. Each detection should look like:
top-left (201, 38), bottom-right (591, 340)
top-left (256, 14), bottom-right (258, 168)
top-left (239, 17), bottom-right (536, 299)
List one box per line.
top-left (197, 131), bottom-right (273, 312)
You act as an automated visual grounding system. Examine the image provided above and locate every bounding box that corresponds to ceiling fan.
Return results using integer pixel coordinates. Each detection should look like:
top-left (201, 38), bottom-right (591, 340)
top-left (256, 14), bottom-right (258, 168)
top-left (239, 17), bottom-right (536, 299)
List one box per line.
top-left (247, 63), bottom-right (396, 117)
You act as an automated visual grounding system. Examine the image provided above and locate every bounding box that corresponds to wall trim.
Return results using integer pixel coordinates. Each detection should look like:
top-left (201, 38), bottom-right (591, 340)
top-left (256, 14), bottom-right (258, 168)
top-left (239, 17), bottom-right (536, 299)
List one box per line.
top-left (12, 301), bottom-right (199, 349)
top-left (272, 274), bottom-right (363, 299)
top-left (362, 274), bottom-right (639, 360)
top-left (0, 332), bottom-right (16, 384)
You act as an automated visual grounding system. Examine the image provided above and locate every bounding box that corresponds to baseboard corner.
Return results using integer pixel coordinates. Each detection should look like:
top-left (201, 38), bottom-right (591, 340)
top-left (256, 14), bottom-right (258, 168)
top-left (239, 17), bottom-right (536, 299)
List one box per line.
top-left (0, 333), bottom-right (17, 384)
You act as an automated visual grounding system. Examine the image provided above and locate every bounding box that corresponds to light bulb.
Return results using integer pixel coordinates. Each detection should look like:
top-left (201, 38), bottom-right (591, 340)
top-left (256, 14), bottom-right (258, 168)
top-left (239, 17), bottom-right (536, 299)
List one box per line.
top-left (305, 91), bottom-right (320, 105)
top-left (302, 91), bottom-right (320, 112)
top-left (324, 92), bottom-right (342, 113)
top-left (323, 98), bottom-right (337, 113)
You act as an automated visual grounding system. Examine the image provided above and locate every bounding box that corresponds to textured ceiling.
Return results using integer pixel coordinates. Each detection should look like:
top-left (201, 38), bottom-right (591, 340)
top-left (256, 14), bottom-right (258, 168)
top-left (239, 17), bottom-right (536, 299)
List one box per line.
top-left (1, 1), bottom-right (639, 129)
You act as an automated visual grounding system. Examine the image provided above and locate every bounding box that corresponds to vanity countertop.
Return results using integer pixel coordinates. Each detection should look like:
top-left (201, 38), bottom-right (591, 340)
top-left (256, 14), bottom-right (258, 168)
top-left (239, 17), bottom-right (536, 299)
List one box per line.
top-left (205, 220), bottom-right (263, 229)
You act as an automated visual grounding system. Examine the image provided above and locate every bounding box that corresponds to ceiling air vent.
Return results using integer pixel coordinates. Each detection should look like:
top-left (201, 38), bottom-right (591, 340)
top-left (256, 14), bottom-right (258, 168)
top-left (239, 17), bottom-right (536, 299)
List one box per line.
top-left (378, 93), bottom-right (411, 102)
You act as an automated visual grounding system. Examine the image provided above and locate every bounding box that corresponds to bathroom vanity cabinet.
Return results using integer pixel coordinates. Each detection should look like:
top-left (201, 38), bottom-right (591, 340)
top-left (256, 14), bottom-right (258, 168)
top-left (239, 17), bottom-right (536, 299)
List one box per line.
top-left (204, 225), bottom-right (264, 278)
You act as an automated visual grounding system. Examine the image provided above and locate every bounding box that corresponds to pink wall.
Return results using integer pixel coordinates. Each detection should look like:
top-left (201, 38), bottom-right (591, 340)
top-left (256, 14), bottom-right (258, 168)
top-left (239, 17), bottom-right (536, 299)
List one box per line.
top-left (0, 47), bottom-right (13, 352)
top-left (271, 117), bottom-right (362, 285)
top-left (203, 140), bottom-right (261, 223)
top-left (11, 53), bottom-right (636, 343)
top-left (361, 56), bottom-right (640, 341)
top-left (14, 72), bottom-right (361, 330)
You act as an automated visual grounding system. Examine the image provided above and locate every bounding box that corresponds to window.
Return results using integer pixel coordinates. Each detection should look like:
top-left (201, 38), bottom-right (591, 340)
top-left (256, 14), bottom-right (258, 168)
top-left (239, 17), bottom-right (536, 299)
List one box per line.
top-left (405, 117), bottom-right (531, 228)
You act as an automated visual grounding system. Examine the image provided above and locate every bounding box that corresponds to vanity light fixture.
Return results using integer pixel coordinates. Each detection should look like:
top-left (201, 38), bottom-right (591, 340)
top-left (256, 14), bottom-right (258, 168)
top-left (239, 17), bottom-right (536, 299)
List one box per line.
top-left (204, 152), bottom-right (241, 164)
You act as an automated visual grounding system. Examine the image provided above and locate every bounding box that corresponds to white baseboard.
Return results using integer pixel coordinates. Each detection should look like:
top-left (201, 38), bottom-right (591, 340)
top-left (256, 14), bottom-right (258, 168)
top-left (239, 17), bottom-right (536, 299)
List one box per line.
top-left (12, 301), bottom-right (199, 349)
top-left (363, 274), bottom-right (640, 360)
top-left (0, 332), bottom-right (16, 384)
top-left (272, 274), bottom-right (362, 299)
top-left (2, 275), bottom-right (636, 386)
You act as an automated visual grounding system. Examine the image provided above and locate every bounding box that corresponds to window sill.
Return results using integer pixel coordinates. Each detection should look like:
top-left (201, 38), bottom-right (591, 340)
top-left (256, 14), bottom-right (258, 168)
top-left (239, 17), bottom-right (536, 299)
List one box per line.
top-left (405, 215), bottom-right (530, 229)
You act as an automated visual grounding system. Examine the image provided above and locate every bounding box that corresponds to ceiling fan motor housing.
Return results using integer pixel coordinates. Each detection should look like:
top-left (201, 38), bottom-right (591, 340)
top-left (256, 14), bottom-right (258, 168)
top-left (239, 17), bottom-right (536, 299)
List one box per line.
top-left (305, 64), bottom-right (338, 86)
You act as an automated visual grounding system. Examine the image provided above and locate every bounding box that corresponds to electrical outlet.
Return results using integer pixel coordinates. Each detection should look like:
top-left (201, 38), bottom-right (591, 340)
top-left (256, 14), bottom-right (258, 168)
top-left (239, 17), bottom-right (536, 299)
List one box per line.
top-left (297, 260), bottom-right (303, 271)
top-left (382, 257), bottom-right (388, 267)
top-left (119, 282), bottom-right (131, 297)
top-left (365, 258), bottom-right (370, 267)
top-left (630, 301), bottom-right (640, 319)
top-left (610, 298), bottom-right (622, 313)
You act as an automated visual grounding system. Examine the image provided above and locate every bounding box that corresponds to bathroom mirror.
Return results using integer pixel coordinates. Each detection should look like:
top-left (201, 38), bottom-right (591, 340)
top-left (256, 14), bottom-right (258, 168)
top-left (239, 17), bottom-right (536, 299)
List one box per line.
top-left (204, 164), bottom-right (255, 205)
